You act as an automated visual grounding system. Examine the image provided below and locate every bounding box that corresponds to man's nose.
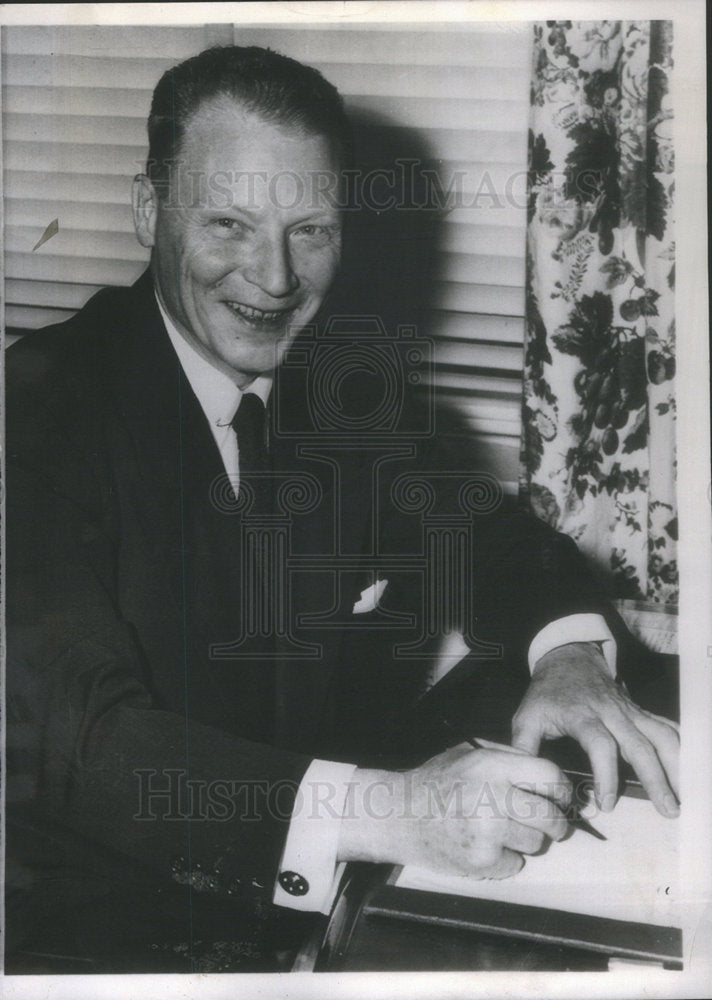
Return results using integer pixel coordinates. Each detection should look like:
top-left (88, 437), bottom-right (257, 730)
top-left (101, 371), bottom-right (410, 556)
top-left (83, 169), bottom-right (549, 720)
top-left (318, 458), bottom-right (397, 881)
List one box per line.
top-left (243, 234), bottom-right (299, 299)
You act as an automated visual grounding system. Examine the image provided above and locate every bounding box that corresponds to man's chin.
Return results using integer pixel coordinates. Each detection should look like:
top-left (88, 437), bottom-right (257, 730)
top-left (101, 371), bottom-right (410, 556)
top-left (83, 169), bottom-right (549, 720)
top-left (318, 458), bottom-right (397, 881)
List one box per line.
top-left (216, 343), bottom-right (285, 379)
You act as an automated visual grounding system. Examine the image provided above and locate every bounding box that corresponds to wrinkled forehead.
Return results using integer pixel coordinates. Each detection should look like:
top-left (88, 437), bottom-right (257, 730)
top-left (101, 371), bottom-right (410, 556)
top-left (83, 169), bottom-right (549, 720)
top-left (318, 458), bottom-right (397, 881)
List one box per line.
top-left (166, 95), bottom-right (344, 215)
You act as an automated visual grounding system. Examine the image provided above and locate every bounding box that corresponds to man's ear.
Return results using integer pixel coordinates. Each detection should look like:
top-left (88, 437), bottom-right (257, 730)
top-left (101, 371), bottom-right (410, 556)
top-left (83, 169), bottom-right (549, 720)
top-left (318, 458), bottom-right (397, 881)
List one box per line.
top-left (132, 174), bottom-right (159, 248)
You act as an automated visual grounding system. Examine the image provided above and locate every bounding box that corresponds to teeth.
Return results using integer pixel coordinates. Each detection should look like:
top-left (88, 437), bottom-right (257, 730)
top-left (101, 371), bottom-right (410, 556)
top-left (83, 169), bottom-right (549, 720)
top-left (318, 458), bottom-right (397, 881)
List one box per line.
top-left (226, 301), bottom-right (288, 322)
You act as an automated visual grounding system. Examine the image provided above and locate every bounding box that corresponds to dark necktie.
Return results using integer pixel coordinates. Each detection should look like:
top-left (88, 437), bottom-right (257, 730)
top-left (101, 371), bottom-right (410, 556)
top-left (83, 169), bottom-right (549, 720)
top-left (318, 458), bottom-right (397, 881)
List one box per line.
top-left (231, 392), bottom-right (271, 511)
top-left (230, 392), bottom-right (276, 727)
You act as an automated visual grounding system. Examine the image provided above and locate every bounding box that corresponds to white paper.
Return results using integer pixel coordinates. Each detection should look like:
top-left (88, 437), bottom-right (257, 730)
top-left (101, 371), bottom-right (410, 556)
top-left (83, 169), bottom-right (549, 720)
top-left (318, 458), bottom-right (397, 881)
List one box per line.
top-left (396, 796), bottom-right (680, 929)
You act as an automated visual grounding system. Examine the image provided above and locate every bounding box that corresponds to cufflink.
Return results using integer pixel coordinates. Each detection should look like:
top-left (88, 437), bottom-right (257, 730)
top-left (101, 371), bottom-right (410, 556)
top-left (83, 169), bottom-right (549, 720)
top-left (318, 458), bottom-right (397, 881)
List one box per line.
top-left (278, 870), bottom-right (309, 896)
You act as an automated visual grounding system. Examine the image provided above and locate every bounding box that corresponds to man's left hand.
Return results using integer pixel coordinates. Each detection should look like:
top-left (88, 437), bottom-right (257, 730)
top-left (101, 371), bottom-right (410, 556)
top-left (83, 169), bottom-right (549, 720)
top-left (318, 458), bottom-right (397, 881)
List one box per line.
top-left (511, 642), bottom-right (679, 817)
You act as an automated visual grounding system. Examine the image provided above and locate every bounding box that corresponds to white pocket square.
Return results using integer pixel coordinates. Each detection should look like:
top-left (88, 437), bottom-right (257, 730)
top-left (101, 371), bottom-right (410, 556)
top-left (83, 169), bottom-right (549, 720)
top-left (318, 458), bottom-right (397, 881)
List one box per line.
top-left (352, 579), bottom-right (388, 614)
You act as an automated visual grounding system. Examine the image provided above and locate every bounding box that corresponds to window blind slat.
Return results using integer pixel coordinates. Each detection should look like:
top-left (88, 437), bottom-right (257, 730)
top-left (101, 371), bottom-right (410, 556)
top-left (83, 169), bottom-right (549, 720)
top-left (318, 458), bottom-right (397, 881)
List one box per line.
top-left (6, 226), bottom-right (148, 262)
top-left (5, 278), bottom-right (104, 310)
top-left (305, 61), bottom-right (528, 101)
top-left (4, 141), bottom-right (146, 175)
top-left (356, 127), bottom-right (527, 165)
top-left (5, 113), bottom-right (147, 147)
top-left (435, 162), bottom-right (529, 204)
top-left (426, 311), bottom-right (524, 345)
top-left (6, 25), bottom-right (221, 58)
top-left (447, 393), bottom-right (521, 436)
top-left (5, 252), bottom-right (146, 288)
top-left (5, 198), bottom-right (135, 234)
top-left (443, 204), bottom-right (527, 228)
top-left (5, 170), bottom-right (133, 205)
top-left (424, 371), bottom-right (520, 397)
top-left (434, 340), bottom-right (523, 373)
top-left (3, 54), bottom-right (186, 90)
top-left (4, 85), bottom-right (153, 119)
top-left (231, 26), bottom-right (530, 69)
top-left (435, 251), bottom-right (525, 288)
top-left (460, 396), bottom-right (521, 427)
top-left (459, 413), bottom-right (521, 439)
top-left (5, 304), bottom-right (80, 329)
top-left (438, 223), bottom-right (526, 259)
top-left (431, 282), bottom-right (525, 317)
top-left (347, 95), bottom-right (528, 134)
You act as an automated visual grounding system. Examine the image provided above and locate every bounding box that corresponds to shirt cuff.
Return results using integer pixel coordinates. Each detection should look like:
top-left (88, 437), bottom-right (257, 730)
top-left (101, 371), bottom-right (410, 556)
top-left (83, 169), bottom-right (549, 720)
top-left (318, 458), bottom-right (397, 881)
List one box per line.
top-left (272, 758), bottom-right (357, 914)
top-left (527, 613), bottom-right (617, 677)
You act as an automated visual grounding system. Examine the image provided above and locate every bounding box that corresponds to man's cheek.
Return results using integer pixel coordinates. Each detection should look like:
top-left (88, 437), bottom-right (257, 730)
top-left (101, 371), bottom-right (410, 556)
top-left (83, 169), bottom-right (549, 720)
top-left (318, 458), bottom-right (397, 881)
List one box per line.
top-left (301, 246), bottom-right (341, 293)
top-left (185, 244), bottom-right (240, 286)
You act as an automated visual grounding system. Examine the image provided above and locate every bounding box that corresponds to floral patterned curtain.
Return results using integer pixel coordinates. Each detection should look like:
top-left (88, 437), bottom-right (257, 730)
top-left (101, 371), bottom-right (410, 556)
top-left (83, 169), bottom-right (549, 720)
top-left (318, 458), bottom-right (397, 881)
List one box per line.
top-left (521, 21), bottom-right (677, 608)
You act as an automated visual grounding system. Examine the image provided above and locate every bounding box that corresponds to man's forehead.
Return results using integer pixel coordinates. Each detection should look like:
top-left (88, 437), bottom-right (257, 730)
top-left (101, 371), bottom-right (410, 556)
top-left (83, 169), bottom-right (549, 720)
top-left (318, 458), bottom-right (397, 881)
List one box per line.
top-left (179, 95), bottom-right (331, 166)
top-left (171, 95), bottom-right (343, 213)
top-left (182, 94), bottom-right (277, 141)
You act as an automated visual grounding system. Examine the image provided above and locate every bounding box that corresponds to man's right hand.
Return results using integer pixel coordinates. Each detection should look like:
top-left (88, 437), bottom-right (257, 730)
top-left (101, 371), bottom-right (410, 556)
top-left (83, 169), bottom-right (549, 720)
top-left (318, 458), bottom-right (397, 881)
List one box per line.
top-left (337, 744), bottom-right (572, 879)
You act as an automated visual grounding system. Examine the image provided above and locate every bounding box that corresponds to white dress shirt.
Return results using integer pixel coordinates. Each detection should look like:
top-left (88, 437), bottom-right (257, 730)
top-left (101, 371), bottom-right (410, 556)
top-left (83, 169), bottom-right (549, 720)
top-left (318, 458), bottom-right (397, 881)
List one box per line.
top-left (158, 297), bottom-right (272, 481)
top-left (157, 294), bottom-right (615, 914)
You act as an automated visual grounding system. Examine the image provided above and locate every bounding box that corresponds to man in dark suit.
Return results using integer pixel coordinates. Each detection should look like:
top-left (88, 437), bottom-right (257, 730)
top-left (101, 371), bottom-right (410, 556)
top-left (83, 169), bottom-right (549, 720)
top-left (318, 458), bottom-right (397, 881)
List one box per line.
top-left (4, 45), bottom-right (679, 974)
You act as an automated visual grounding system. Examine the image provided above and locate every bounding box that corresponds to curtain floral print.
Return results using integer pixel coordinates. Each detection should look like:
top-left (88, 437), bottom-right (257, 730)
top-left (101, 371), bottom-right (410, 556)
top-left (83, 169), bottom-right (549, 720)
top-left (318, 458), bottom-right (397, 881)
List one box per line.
top-left (521, 21), bottom-right (677, 607)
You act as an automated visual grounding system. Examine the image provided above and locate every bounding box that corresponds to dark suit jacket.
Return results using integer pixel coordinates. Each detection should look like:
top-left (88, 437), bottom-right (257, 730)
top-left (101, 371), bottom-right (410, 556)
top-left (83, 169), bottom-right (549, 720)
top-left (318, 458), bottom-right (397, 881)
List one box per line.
top-left (4, 270), bottom-right (621, 971)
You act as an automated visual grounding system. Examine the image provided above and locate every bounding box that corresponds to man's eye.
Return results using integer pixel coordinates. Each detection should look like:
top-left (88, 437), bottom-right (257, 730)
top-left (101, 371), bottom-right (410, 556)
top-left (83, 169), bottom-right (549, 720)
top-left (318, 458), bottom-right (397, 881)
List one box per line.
top-left (214, 218), bottom-right (241, 232)
top-left (291, 224), bottom-right (338, 247)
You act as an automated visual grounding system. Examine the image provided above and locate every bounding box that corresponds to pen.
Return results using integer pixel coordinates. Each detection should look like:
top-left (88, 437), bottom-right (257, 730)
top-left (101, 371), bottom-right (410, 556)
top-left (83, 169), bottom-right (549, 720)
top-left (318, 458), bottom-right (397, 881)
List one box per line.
top-left (448, 730), bottom-right (607, 842)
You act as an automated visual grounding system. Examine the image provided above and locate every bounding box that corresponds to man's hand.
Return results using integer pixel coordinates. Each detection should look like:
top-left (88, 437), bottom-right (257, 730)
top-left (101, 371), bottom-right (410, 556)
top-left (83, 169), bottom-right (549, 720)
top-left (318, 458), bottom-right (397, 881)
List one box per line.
top-left (338, 744), bottom-right (571, 878)
top-left (511, 641), bottom-right (680, 817)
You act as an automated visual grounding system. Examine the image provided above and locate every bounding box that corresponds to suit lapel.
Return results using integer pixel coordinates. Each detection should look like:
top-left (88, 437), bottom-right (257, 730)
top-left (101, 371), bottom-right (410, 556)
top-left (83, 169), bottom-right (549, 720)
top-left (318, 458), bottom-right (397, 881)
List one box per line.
top-left (103, 274), bottom-right (250, 699)
top-left (103, 274), bottom-right (380, 751)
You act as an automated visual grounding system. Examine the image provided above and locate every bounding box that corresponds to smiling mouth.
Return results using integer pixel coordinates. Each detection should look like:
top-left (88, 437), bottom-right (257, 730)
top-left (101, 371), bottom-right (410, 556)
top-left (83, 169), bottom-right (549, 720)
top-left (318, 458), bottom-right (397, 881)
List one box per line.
top-left (224, 300), bottom-right (295, 328)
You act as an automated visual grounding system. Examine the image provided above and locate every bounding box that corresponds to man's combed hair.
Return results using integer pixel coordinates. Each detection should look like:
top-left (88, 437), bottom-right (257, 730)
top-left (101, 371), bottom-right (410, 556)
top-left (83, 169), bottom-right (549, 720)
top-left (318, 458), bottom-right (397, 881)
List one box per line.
top-left (147, 45), bottom-right (351, 192)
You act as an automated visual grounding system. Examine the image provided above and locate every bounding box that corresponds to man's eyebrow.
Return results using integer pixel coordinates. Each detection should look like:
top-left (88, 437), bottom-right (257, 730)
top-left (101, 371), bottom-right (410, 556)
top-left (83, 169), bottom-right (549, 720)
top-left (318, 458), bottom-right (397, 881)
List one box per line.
top-left (204, 204), bottom-right (261, 221)
top-left (291, 220), bottom-right (342, 229)
top-left (290, 211), bottom-right (342, 226)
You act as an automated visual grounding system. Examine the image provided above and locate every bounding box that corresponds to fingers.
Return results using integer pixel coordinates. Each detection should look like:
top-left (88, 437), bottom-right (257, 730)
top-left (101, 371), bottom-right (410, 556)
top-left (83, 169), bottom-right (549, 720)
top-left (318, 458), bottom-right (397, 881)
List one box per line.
top-left (449, 740), bottom-right (572, 810)
top-left (635, 713), bottom-right (680, 800)
top-left (507, 645), bottom-right (680, 820)
top-left (510, 710), bottom-right (544, 758)
top-left (576, 710), bottom-right (680, 817)
top-left (470, 845), bottom-right (525, 880)
top-left (644, 710), bottom-right (680, 734)
top-left (485, 752), bottom-right (572, 811)
top-left (503, 820), bottom-right (545, 855)
top-left (614, 717), bottom-right (679, 817)
top-left (504, 786), bottom-right (569, 842)
top-left (574, 718), bottom-right (620, 811)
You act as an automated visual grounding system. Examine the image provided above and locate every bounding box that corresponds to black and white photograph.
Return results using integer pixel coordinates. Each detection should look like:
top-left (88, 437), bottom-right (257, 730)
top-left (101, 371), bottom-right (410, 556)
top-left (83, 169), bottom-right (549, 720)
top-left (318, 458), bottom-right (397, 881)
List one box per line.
top-left (1, 3), bottom-right (710, 998)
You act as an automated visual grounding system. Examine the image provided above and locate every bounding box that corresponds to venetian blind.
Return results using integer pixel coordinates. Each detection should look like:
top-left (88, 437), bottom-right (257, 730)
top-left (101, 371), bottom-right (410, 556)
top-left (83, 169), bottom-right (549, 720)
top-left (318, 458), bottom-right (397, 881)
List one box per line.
top-left (2, 22), bottom-right (531, 490)
top-left (2, 24), bottom-right (232, 328)
top-left (230, 24), bottom-right (530, 491)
